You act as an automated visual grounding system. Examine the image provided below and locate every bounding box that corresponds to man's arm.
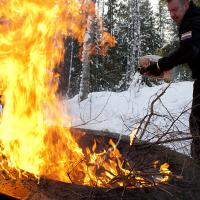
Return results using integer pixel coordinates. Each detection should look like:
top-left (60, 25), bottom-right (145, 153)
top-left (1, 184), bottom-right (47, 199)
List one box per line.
top-left (158, 41), bottom-right (199, 71)
top-left (158, 19), bottom-right (200, 71)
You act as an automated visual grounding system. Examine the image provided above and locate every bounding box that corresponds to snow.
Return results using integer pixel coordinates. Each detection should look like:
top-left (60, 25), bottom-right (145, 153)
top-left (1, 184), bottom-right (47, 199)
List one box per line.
top-left (0, 80), bottom-right (193, 155)
top-left (150, 0), bottom-right (159, 12)
top-left (68, 81), bottom-right (192, 132)
top-left (67, 80), bottom-right (193, 155)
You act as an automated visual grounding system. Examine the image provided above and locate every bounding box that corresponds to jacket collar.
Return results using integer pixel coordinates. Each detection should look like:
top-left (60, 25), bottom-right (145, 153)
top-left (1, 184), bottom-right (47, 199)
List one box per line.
top-left (179, 1), bottom-right (197, 30)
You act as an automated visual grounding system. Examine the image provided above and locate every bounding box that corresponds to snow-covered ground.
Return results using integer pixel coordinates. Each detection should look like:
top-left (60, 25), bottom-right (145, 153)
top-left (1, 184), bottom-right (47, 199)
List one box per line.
top-left (67, 80), bottom-right (193, 155)
top-left (0, 80), bottom-right (193, 155)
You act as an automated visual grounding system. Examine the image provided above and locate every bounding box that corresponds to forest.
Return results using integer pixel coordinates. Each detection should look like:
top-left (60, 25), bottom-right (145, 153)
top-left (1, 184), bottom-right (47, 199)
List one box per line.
top-left (1, 0), bottom-right (200, 199)
top-left (58, 0), bottom-right (200, 100)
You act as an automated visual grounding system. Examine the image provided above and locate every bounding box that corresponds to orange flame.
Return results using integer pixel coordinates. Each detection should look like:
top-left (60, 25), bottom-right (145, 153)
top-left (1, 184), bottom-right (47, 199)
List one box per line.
top-left (98, 32), bottom-right (116, 56)
top-left (0, 0), bottom-right (171, 188)
top-left (159, 163), bottom-right (171, 182)
top-left (0, 0), bottom-right (90, 181)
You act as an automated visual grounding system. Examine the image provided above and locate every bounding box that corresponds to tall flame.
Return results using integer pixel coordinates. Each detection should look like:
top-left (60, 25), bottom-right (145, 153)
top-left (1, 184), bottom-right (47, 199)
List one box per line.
top-left (0, 0), bottom-right (91, 181)
top-left (0, 0), bottom-right (171, 188)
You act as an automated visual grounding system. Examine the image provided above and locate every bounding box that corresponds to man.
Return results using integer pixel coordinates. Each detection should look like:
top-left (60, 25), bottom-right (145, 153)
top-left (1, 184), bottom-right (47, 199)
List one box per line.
top-left (140, 0), bottom-right (200, 163)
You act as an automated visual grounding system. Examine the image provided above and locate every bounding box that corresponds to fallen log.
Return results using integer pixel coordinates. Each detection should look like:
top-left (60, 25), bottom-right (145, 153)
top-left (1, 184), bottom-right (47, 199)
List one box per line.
top-left (0, 127), bottom-right (199, 200)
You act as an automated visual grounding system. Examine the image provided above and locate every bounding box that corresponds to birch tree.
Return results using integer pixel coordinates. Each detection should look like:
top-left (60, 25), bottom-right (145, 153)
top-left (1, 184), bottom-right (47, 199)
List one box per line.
top-left (79, 0), bottom-right (96, 101)
top-left (126, 0), bottom-right (141, 86)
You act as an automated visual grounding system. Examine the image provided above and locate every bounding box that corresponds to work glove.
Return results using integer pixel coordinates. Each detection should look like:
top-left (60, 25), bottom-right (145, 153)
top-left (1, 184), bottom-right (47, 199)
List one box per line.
top-left (138, 67), bottom-right (146, 75)
top-left (139, 63), bottom-right (162, 76)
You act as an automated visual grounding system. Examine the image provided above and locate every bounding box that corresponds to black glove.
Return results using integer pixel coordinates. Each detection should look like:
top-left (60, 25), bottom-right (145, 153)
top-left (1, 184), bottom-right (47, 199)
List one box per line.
top-left (144, 63), bottom-right (162, 76)
top-left (138, 67), bottom-right (147, 75)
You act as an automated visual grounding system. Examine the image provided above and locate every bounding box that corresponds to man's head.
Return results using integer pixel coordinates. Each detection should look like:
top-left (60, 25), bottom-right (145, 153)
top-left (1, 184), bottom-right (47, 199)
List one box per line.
top-left (167, 0), bottom-right (190, 26)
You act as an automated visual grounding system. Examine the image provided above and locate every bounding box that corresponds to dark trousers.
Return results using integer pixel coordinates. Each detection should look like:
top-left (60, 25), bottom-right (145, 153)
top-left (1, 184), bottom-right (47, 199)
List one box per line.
top-left (190, 79), bottom-right (200, 162)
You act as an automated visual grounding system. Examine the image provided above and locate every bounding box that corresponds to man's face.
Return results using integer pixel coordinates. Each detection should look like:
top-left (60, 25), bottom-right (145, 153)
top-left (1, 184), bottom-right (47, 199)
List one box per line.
top-left (168, 0), bottom-right (189, 26)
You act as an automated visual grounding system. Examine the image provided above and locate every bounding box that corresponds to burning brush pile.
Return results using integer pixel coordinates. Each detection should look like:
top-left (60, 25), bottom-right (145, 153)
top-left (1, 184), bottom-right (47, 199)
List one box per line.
top-left (0, 0), bottom-right (171, 191)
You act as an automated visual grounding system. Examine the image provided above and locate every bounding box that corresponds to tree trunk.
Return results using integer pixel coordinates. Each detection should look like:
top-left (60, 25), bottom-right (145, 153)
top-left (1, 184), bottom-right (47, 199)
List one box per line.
top-left (79, 11), bottom-right (95, 101)
top-left (1, 128), bottom-right (200, 200)
top-left (127, 0), bottom-right (141, 86)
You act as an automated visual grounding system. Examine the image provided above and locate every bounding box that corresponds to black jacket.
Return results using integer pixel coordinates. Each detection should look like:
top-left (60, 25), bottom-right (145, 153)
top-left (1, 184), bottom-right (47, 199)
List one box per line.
top-left (158, 1), bottom-right (200, 79)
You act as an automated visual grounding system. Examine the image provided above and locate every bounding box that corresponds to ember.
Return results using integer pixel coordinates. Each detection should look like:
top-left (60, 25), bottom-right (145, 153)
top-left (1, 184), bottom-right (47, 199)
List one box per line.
top-left (0, 0), bottom-right (171, 189)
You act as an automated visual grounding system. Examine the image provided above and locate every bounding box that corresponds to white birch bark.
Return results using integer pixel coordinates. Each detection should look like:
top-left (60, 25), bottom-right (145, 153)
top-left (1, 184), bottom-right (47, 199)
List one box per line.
top-left (67, 40), bottom-right (74, 95)
top-left (127, 0), bottom-right (141, 84)
top-left (79, 13), bottom-right (94, 101)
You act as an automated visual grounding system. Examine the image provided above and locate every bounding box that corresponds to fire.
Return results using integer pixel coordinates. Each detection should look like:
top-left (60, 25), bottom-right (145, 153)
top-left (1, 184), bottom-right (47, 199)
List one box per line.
top-left (0, 0), bottom-right (171, 188)
top-left (0, 0), bottom-right (92, 181)
top-left (159, 163), bottom-right (171, 182)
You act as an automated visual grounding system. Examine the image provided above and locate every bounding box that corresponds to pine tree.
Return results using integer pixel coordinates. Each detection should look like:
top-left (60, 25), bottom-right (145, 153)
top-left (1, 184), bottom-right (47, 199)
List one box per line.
top-left (93, 0), bottom-right (130, 91)
top-left (140, 0), bottom-right (161, 55)
top-left (124, 0), bottom-right (141, 88)
top-left (156, 0), bottom-right (170, 45)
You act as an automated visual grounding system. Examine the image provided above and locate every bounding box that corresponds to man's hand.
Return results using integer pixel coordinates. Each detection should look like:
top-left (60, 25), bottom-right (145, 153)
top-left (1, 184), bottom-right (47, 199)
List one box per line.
top-left (139, 63), bottom-right (162, 76)
top-left (138, 67), bottom-right (147, 75)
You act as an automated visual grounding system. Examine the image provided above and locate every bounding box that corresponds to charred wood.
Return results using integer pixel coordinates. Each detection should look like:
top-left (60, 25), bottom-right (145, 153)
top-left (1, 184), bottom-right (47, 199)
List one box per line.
top-left (0, 128), bottom-right (199, 200)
